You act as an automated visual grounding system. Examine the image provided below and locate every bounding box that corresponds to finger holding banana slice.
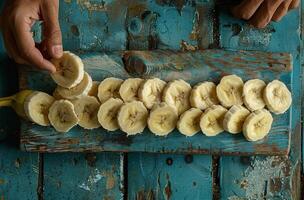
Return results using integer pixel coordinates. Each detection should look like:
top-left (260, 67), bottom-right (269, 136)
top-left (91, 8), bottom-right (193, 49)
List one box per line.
top-left (98, 77), bottom-right (123, 103)
top-left (163, 79), bottom-right (192, 115)
top-left (177, 108), bottom-right (203, 136)
top-left (263, 80), bottom-right (292, 114)
top-left (148, 103), bottom-right (178, 136)
top-left (200, 105), bottom-right (227, 136)
top-left (216, 75), bottom-right (244, 108)
top-left (119, 78), bottom-right (144, 102)
top-left (51, 51), bottom-right (84, 89)
top-left (48, 100), bottom-right (79, 133)
top-left (117, 101), bottom-right (148, 135)
top-left (73, 96), bottom-right (101, 129)
top-left (98, 98), bottom-right (123, 131)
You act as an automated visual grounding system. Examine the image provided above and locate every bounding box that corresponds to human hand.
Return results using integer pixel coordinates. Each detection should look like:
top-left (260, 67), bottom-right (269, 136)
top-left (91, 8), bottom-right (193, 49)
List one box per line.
top-left (0, 0), bottom-right (62, 73)
top-left (232, 0), bottom-right (300, 28)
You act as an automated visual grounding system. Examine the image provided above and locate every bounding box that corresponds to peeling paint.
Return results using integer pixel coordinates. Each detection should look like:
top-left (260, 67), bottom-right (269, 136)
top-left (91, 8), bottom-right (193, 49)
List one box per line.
top-left (76, 0), bottom-right (106, 12)
top-left (163, 174), bottom-right (172, 200)
top-left (78, 168), bottom-right (104, 191)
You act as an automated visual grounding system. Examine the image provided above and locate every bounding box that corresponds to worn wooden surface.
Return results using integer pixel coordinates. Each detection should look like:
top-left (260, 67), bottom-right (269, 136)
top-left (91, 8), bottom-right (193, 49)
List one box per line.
top-left (0, 0), bottom-right (302, 199)
top-left (20, 49), bottom-right (292, 155)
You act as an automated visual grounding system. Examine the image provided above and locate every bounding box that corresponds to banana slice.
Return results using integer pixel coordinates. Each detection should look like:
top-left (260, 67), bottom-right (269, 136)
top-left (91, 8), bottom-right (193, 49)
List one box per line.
top-left (243, 109), bottom-right (273, 141)
top-left (117, 101), bottom-right (148, 135)
top-left (243, 79), bottom-right (266, 111)
top-left (73, 96), bottom-right (101, 129)
top-left (148, 103), bottom-right (178, 136)
top-left (223, 105), bottom-right (250, 134)
top-left (48, 100), bottom-right (79, 133)
top-left (51, 51), bottom-right (84, 88)
top-left (98, 77), bottom-right (123, 103)
top-left (53, 89), bottom-right (64, 100)
top-left (190, 82), bottom-right (219, 110)
top-left (138, 78), bottom-right (166, 109)
top-left (24, 92), bottom-right (55, 126)
top-left (200, 105), bottom-right (227, 136)
top-left (216, 75), bottom-right (244, 108)
top-left (54, 72), bottom-right (92, 100)
top-left (98, 98), bottom-right (123, 131)
top-left (88, 81), bottom-right (100, 98)
top-left (263, 80), bottom-right (292, 114)
top-left (119, 78), bottom-right (144, 102)
top-left (163, 79), bottom-right (192, 115)
top-left (177, 108), bottom-right (203, 136)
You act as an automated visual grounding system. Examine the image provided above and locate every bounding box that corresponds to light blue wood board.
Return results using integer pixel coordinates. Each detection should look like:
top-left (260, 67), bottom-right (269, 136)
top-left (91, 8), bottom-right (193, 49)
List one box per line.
top-left (20, 49), bottom-right (292, 155)
top-left (218, 5), bottom-right (302, 200)
top-left (128, 153), bottom-right (212, 199)
top-left (43, 153), bottom-right (124, 200)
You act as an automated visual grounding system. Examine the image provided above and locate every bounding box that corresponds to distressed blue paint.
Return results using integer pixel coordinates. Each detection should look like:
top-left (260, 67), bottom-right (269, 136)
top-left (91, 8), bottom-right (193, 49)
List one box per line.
top-left (128, 153), bottom-right (212, 199)
top-left (43, 153), bottom-right (123, 200)
top-left (219, 5), bottom-right (301, 200)
top-left (0, 142), bottom-right (39, 200)
top-left (20, 50), bottom-right (292, 155)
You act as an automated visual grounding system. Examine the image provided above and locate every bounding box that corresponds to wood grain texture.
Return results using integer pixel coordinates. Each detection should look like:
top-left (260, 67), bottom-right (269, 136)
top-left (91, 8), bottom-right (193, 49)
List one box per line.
top-left (43, 153), bottom-right (123, 200)
top-left (20, 50), bottom-right (292, 155)
top-left (218, 5), bottom-right (302, 200)
top-left (128, 153), bottom-right (212, 199)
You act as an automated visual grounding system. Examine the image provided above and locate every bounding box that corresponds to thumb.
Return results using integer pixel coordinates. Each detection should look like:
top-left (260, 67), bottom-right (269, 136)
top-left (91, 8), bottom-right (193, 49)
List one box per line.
top-left (41, 0), bottom-right (62, 59)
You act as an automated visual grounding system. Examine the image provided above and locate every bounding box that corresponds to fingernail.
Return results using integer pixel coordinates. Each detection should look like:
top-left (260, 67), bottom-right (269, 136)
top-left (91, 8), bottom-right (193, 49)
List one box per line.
top-left (52, 45), bottom-right (63, 58)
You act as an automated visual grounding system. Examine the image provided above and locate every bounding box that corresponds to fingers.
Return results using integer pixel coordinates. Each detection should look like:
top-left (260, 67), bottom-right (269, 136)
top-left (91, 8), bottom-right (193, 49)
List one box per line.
top-left (289, 0), bottom-right (300, 10)
top-left (232, 0), bottom-right (264, 20)
top-left (12, 16), bottom-right (56, 72)
top-left (272, 0), bottom-right (292, 22)
top-left (249, 0), bottom-right (284, 28)
top-left (41, 0), bottom-right (62, 59)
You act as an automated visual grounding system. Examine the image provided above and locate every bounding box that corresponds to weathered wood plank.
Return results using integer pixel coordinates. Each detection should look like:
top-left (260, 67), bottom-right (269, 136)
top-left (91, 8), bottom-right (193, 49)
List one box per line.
top-left (218, 5), bottom-right (302, 200)
top-left (128, 153), bottom-right (212, 199)
top-left (43, 153), bottom-right (123, 200)
top-left (20, 50), bottom-right (292, 155)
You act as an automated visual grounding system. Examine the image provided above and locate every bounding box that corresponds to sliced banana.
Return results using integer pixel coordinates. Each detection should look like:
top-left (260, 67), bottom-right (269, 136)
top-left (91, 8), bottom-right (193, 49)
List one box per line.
top-left (200, 105), bottom-right (227, 136)
top-left (48, 100), bottom-right (79, 133)
top-left (117, 101), bottom-right (148, 135)
top-left (51, 51), bottom-right (84, 89)
top-left (98, 77), bottom-right (123, 103)
top-left (54, 72), bottom-right (92, 100)
top-left (243, 79), bottom-right (266, 111)
top-left (138, 78), bottom-right (167, 109)
top-left (190, 82), bottom-right (219, 110)
top-left (24, 92), bottom-right (55, 126)
top-left (119, 78), bottom-right (144, 102)
top-left (223, 105), bottom-right (250, 134)
top-left (162, 79), bottom-right (192, 115)
top-left (73, 96), bottom-right (101, 129)
top-left (53, 89), bottom-right (64, 100)
top-left (243, 109), bottom-right (273, 141)
top-left (148, 103), bottom-right (178, 136)
top-left (98, 98), bottom-right (123, 131)
top-left (177, 108), bottom-right (203, 136)
top-left (263, 80), bottom-right (292, 114)
top-left (216, 75), bottom-right (244, 108)
top-left (88, 81), bottom-right (100, 98)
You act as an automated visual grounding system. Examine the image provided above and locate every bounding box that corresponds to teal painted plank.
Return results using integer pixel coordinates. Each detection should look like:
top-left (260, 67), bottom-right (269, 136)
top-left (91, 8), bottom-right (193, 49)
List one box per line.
top-left (128, 153), bottom-right (212, 199)
top-left (0, 141), bottom-right (39, 200)
top-left (20, 50), bottom-right (292, 155)
top-left (219, 5), bottom-right (302, 200)
top-left (43, 153), bottom-right (123, 200)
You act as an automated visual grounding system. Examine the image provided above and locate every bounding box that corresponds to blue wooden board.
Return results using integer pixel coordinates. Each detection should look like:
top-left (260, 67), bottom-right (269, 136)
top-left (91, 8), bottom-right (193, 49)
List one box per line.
top-left (128, 153), bottom-right (212, 199)
top-left (43, 153), bottom-right (123, 200)
top-left (19, 49), bottom-right (292, 155)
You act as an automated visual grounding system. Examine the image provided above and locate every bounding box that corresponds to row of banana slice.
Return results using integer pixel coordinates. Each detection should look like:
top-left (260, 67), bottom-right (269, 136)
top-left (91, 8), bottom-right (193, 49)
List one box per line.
top-left (24, 52), bottom-right (292, 142)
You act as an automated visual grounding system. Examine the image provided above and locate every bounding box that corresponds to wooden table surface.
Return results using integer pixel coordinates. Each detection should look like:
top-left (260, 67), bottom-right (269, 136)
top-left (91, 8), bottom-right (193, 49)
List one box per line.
top-left (0, 0), bottom-right (302, 199)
